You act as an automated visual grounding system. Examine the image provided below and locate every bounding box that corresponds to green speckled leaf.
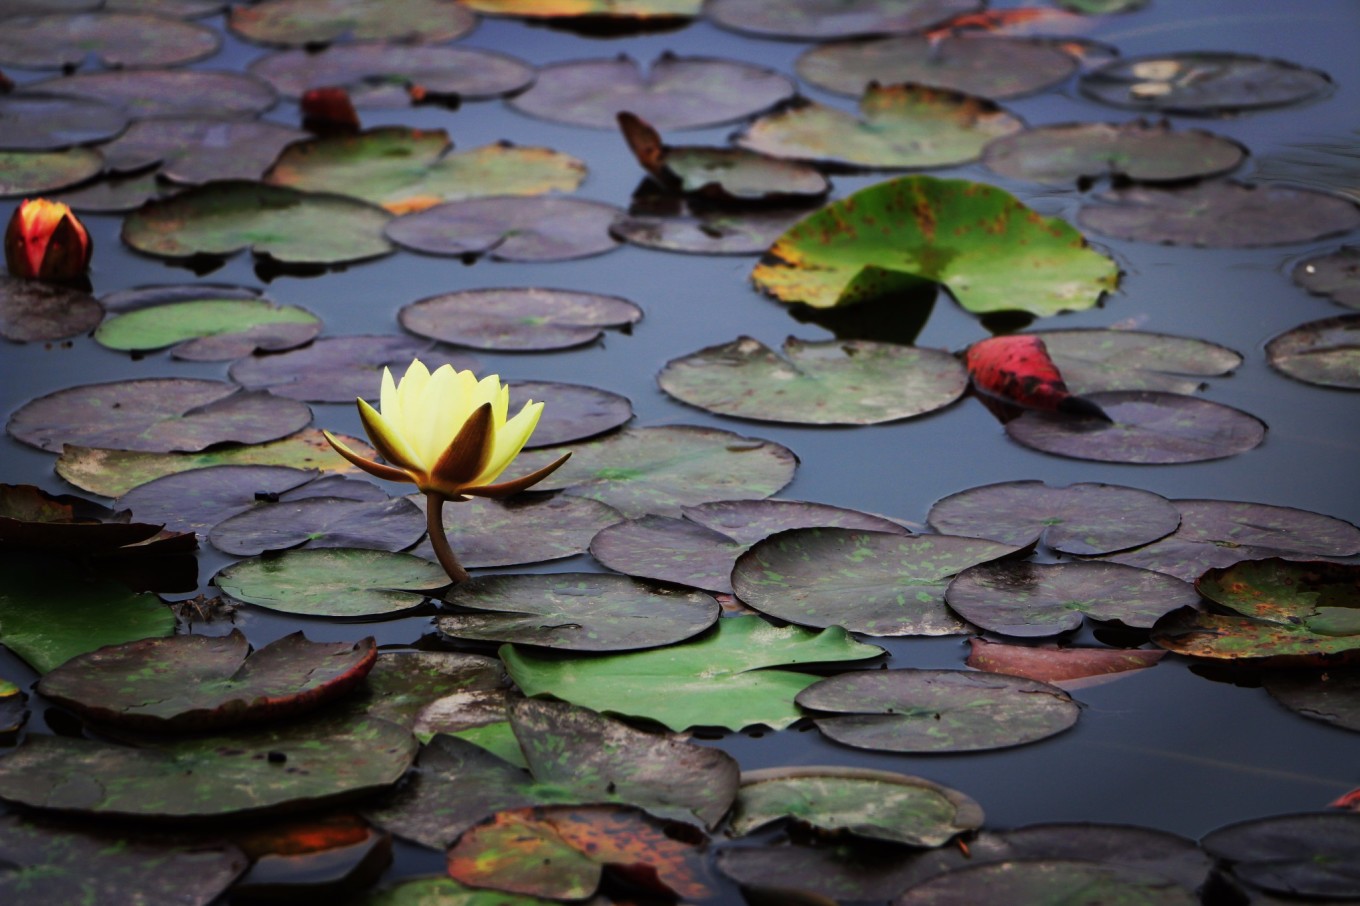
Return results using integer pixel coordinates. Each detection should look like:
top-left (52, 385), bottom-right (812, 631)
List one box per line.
top-left (1266, 314), bottom-right (1360, 389)
top-left (94, 298), bottom-right (320, 360)
top-left (0, 147), bottom-right (103, 193)
top-left (213, 547), bottom-right (448, 618)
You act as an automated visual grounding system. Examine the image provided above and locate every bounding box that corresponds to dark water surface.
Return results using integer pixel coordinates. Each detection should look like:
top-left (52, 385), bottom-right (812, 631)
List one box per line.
top-left (2, 0), bottom-right (1359, 899)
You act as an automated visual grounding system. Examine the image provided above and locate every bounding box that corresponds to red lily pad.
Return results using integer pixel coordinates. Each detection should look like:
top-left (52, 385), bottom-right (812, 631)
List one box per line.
top-left (1079, 52), bottom-right (1333, 115)
top-left (95, 296), bottom-right (322, 361)
top-left (705, 0), bottom-right (978, 39)
top-left (508, 54), bottom-right (794, 131)
top-left (7, 378), bottom-right (312, 454)
top-left (385, 196), bottom-right (623, 262)
top-left (1201, 813), bottom-right (1360, 898)
top-left (208, 495), bottom-right (425, 555)
top-left (213, 547), bottom-right (449, 618)
top-left (228, 0), bottom-right (476, 47)
top-left (226, 336), bottom-right (477, 402)
top-left (0, 92), bottom-right (127, 151)
top-left (1028, 328), bottom-right (1243, 396)
top-left (36, 631), bottom-right (376, 732)
top-left (1004, 390), bottom-right (1266, 464)
top-left (0, 276), bottom-right (102, 342)
top-left (0, 147), bottom-right (103, 196)
top-left (33, 68), bottom-right (278, 120)
top-left (1266, 314), bottom-right (1360, 389)
top-left (1293, 246), bottom-right (1360, 309)
top-left (409, 492), bottom-right (622, 569)
top-left (399, 287), bottom-right (641, 351)
top-left (1263, 668), bottom-right (1360, 732)
top-left (967, 638), bottom-right (1165, 686)
top-left (0, 12), bottom-right (220, 70)
top-left (97, 118), bottom-right (308, 184)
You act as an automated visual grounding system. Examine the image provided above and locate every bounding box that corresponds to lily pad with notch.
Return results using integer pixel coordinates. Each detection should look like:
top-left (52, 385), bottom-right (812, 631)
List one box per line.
top-left (0, 12), bottom-right (220, 70)
top-left (208, 495), bottom-right (425, 555)
top-left (213, 547), bottom-right (449, 619)
top-left (385, 196), bottom-right (622, 262)
top-left (1079, 52), bottom-right (1332, 115)
top-left (1266, 314), bottom-right (1360, 389)
top-left (0, 92), bottom-right (127, 152)
top-left (399, 287), bottom-right (641, 351)
top-left (408, 492), bottom-right (622, 569)
top-left (228, 0), bottom-right (476, 47)
top-left (97, 118), bottom-right (307, 185)
top-left (227, 336), bottom-right (477, 403)
top-left (1027, 328), bottom-right (1242, 395)
top-left (96, 297), bottom-right (321, 361)
top-left (1293, 246), bottom-right (1360, 309)
top-left (32, 68), bottom-right (277, 120)
top-left (705, 0), bottom-right (978, 40)
top-left (1200, 812), bottom-right (1360, 899)
top-left (0, 276), bottom-right (103, 343)
top-left (0, 147), bottom-right (103, 195)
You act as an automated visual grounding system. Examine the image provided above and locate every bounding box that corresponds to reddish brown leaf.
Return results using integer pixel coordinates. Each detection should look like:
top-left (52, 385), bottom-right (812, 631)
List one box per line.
top-left (964, 335), bottom-right (1109, 420)
top-left (967, 638), bottom-right (1164, 685)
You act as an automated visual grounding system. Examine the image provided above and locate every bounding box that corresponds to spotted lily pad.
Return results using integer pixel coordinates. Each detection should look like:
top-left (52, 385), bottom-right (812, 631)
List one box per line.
top-left (33, 69), bottom-right (278, 120)
top-left (209, 495), bottom-right (424, 555)
top-left (753, 175), bottom-right (1119, 316)
top-left (1293, 246), bottom-right (1360, 309)
top-left (502, 615), bottom-right (884, 731)
top-left (1201, 813), bottom-right (1360, 898)
top-left (95, 298), bottom-right (320, 360)
top-left (0, 148), bottom-right (103, 195)
top-left (36, 631), bottom-right (376, 731)
top-left (659, 336), bottom-right (967, 425)
top-left (705, 0), bottom-right (977, 39)
top-left (737, 84), bottom-right (1023, 170)
top-left (123, 181), bottom-right (394, 265)
top-left (409, 493), bottom-right (622, 569)
top-left (733, 528), bottom-right (1023, 636)
top-left (98, 118), bottom-right (307, 184)
top-left (797, 668), bottom-right (1080, 753)
top-left (1266, 314), bottom-right (1360, 389)
top-left (227, 336), bottom-right (476, 403)
top-left (927, 480), bottom-right (1181, 555)
top-left (1079, 52), bottom-right (1333, 115)
top-left (509, 54), bottom-right (794, 131)
top-left (0, 276), bottom-right (102, 342)
top-left (0, 12), bottom-right (220, 69)
top-left (400, 288), bottom-right (641, 351)
top-left (1027, 328), bottom-right (1243, 395)
top-left (266, 129), bottom-right (587, 215)
top-left (229, 0), bottom-right (476, 46)
top-left (385, 196), bottom-right (622, 262)
top-left (213, 547), bottom-right (449, 618)
top-left (0, 92), bottom-right (127, 152)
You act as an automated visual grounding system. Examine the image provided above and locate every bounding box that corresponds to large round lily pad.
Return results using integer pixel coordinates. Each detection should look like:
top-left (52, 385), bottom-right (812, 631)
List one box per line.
top-left (409, 492), bottom-right (621, 569)
top-left (1266, 314), bottom-right (1360, 389)
top-left (0, 12), bottom-right (219, 69)
top-left (658, 336), bottom-right (967, 424)
top-left (1293, 246), bottom-right (1360, 309)
top-left (797, 668), bottom-right (1080, 753)
top-left (1005, 390), bottom-right (1266, 464)
top-left (1079, 52), bottom-right (1333, 115)
top-left (732, 528), bottom-right (1022, 636)
top-left (1201, 813), bottom-right (1360, 898)
top-left (385, 196), bottom-right (622, 262)
top-left (1027, 328), bottom-right (1243, 396)
top-left (32, 68), bottom-right (277, 120)
top-left (213, 547), bottom-right (449, 618)
top-left (208, 495), bottom-right (425, 555)
top-left (705, 0), bottom-right (977, 39)
top-left (229, 0), bottom-right (476, 46)
top-left (753, 175), bottom-right (1119, 316)
top-left (36, 631), bottom-right (376, 731)
top-left (439, 572), bottom-right (719, 651)
top-left (400, 287), bottom-right (641, 351)
top-left (227, 336), bottom-right (476, 403)
top-left (123, 181), bottom-right (394, 265)
top-left (0, 93), bottom-right (126, 152)
top-left (508, 54), bottom-right (794, 130)
top-left (0, 147), bottom-right (102, 196)
top-left (0, 276), bottom-right (103, 343)
top-left (97, 118), bottom-right (307, 184)
top-left (7, 378), bottom-right (312, 454)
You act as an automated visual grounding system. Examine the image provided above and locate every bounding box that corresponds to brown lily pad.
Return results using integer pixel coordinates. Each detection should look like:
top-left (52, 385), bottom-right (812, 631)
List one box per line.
top-left (1266, 314), bottom-right (1360, 390)
top-left (1293, 246), bottom-right (1360, 309)
top-left (97, 118), bottom-right (308, 184)
top-left (1079, 52), bottom-right (1333, 115)
top-left (399, 287), bottom-right (641, 351)
top-left (385, 196), bottom-right (623, 262)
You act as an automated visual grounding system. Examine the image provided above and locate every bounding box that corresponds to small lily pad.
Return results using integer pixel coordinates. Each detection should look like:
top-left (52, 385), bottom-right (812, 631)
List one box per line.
top-left (409, 492), bottom-right (622, 569)
top-left (33, 68), bottom-right (277, 120)
top-left (705, 0), bottom-right (977, 39)
top-left (1201, 813), bottom-right (1360, 898)
top-left (1293, 246), bottom-right (1360, 309)
top-left (1266, 314), bottom-right (1360, 389)
top-left (0, 12), bottom-right (220, 69)
top-left (98, 118), bottom-right (308, 184)
top-left (0, 276), bottom-right (102, 343)
top-left (0, 92), bottom-right (127, 151)
top-left (399, 287), bottom-right (641, 351)
top-left (213, 547), bottom-right (449, 618)
top-left (0, 147), bottom-right (103, 193)
top-left (229, 0), bottom-right (476, 46)
top-left (208, 495), bottom-right (425, 555)
top-left (227, 336), bottom-right (476, 403)
top-left (385, 196), bottom-right (622, 262)
top-left (95, 298), bottom-right (321, 360)
top-left (1027, 328), bottom-right (1243, 395)
top-left (1079, 52), bottom-right (1332, 115)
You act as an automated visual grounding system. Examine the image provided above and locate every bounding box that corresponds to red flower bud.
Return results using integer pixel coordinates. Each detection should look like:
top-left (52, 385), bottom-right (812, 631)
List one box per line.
top-left (300, 86), bottom-right (360, 134)
top-left (5, 199), bottom-right (92, 282)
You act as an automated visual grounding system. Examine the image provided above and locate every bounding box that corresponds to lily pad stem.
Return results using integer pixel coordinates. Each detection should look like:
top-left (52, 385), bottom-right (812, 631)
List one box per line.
top-left (425, 492), bottom-right (469, 584)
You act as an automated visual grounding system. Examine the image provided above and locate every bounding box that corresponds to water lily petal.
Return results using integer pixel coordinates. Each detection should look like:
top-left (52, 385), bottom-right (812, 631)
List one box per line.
top-left (433, 401), bottom-right (495, 487)
top-left (357, 398), bottom-right (424, 473)
top-left (323, 429), bottom-right (415, 484)
top-left (484, 400), bottom-right (543, 482)
top-left (463, 451), bottom-right (571, 498)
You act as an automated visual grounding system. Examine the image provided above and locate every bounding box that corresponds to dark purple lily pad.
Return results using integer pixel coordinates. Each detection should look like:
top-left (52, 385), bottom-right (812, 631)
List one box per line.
top-left (895, 860), bottom-right (1198, 904)
top-left (208, 495), bottom-right (424, 555)
top-left (0, 12), bottom-right (220, 69)
top-left (342, 650), bottom-right (510, 737)
top-left (943, 560), bottom-right (1201, 637)
top-left (399, 288), bottom-right (642, 351)
top-left (732, 528), bottom-right (1022, 636)
top-left (1293, 246), bottom-right (1360, 309)
top-left (385, 196), bottom-right (623, 262)
top-left (97, 118), bottom-right (307, 184)
top-left (797, 34), bottom-right (1077, 100)
top-left (439, 572), bottom-right (719, 651)
top-left (1005, 390), bottom-right (1266, 464)
top-left (226, 336), bottom-right (477, 403)
top-left (508, 54), bottom-right (794, 131)
top-left (1201, 813), bottom-right (1360, 898)
top-left (0, 276), bottom-right (102, 343)
top-left (228, 0), bottom-right (476, 47)
top-left (409, 492), bottom-right (621, 569)
top-left (7, 378), bottom-right (312, 454)
top-left (797, 668), bottom-right (1080, 753)
top-left (1027, 328), bottom-right (1243, 395)
top-left (1078, 181), bottom-right (1360, 247)
top-left (36, 631), bottom-right (376, 732)
top-left (100, 281), bottom-right (261, 313)
top-left (0, 92), bottom-right (127, 151)
top-left (213, 547), bottom-right (449, 618)
top-left (33, 69), bottom-right (278, 120)
top-left (1263, 669), bottom-right (1360, 732)
top-left (705, 0), bottom-right (977, 39)
top-left (611, 204), bottom-right (813, 255)
top-left (247, 43), bottom-right (534, 106)
top-left (927, 480), bottom-right (1181, 555)
top-left (658, 336), bottom-right (967, 425)
top-left (508, 381), bottom-right (632, 447)
top-left (1266, 314), bottom-right (1360, 389)
top-left (95, 297), bottom-right (322, 361)
top-left (1079, 52), bottom-right (1332, 115)
top-left (0, 147), bottom-right (103, 196)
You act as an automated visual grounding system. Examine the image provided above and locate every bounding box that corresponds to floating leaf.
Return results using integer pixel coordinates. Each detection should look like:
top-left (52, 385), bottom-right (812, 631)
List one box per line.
top-left (122, 181), bottom-right (394, 265)
top-left (1028, 328), bottom-right (1243, 395)
top-left (611, 204), bottom-right (812, 255)
top-left (733, 528), bottom-right (1022, 636)
top-left (356, 877), bottom-right (566, 905)
top-left (1079, 52), bottom-right (1332, 115)
top-left (514, 385), bottom-right (634, 447)
top-left (967, 638), bottom-right (1164, 685)
top-left (1293, 246), bottom-right (1360, 309)
top-left (1059, 0), bottom-right (1145, 10)
top-left (36, 631), bottom-right (376, 731)
top-left (658, 336), bottom-right (967, 425)
top-left (1078, 181), bottom-right (1360, 247)
top-left (1005, 390), bottom-right (1266, 464)
top-left (0, 12), bottom-right (219, 69)
top-left (53, 170), bottom-right (167, 213)
top-left (964, 334), bottom-right (1107, 418)
top-left (229, 812), bottom-right (391, 902)
top-left (797, 668), bottom-right (1080, 753)
top-left (439, 573), bottom-right (719, 651)
top-left (461, 0), bottom-right (700, 21)
top-left (227, 336), bottom-right (476, 403)
top-left (502, 615), bottom-right (884, 731)
top-left (1266, 314), bottom-right (1360, 389)
top-left (0, 275), bottom-right (102, 342)
top-left (753, 175), bottom-right (1118, 316)
top-left (0, 147), bottom-right (103, 194)
top-left (705, 0), bottom-right (977, 39)
top-left (213, 547), bottom-right (448, 618)
top-left (0, 483), bottom-right (189, 556)
top-left (208, 495), bottom-right (424, 555)
top-left (266, 129), bottom-right (587, 214)
top-left (400, 288), bottom-right (641, 352)
top-left (386, 196), bottom-right (622, 262)
top-left (409, 492), bottom-right (622, 569)
top-left (895, 859), bottom-right (1198, 904)
top-left (1263, 668), bottom-right (1360, 733)
top-left (97, 118), bottom-right (307, 184)
top-left (927, 480), bottom-right (1180, 555)
top-left (736, 84), bottom-right (1023, 170)
top-left (95, 298), bottom-right (320, 360)
top-left (0, 92), bottom-right (127, 151)
top-left (1201, 813), bottom-right (1360, 898)
top-left (509, 54), bottom-right (794, 131)
top-left (229, 0), bottom-right (476, 46)
top-left (32, 68), bottom-right (277, 120)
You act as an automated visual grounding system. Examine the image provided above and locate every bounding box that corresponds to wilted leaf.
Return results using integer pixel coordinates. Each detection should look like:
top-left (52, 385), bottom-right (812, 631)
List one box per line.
top-left (1079, 52), bottom-right (1332, 115)
top-left (385, 196), bottom-right (622, 262)
top-left (0, 12), bottom-right (219, 69)
top-left (1266, 314), bottom-right (1360, 389)
top-left (213, 547), bottom-right (448, 618)
top-left (400, 287), bottom-right (641, 351)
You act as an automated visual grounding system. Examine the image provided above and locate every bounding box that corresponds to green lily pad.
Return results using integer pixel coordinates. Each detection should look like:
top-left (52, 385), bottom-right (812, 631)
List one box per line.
top-left (122, 181), bottom-right (394, 265)
top-left (509, 54), bottom-right (794, 131)
top-left (983, 121), bottom-right (1247, 186)
top-left (226, 336), bottom-right (476, 403)
top-left (0, 147), bottom-right (103, 193)
top-left (1079, 181), bottom-right (1360, 247)
top-left (0, 92), bottom-right (127, 151)
top-left (502, 615), bottom-right (884, 731)
top-left (98, 118), bottom-right (308, 184)
top-left (705, 0), bottom-right (977, 39)
top-left (927, 480), bottom-right (1181, 556)
top-left (1079, 52), bottom-right (1333, 115)
top-left (753, 175), bottom-right (1118, 316)
top-left (943, 560), bottom-right (1201, 637)
top-left (611, 203), bottom-right (813, 255)
top-left (1293, 246), bottom-right (1360, 309)
top-left (213, 547), bottom-right (449, 618)
top-left (895, 859), bottom-right (1198, 905)
top-left (797, 34), bottom-right (1077, 100)
top-left (1263, 668), bottom-right (1360, 732)
top-left (0, 276), bottom-right (102, 343)
top-left (356, 877), bottom-right (568, 906)
top-left (0, 712), bottom-right (416, 820)
top-left (95, 298), bottom-right (320, 360)
top-left (440, 572), bottom-right (718, 651)
top-left (36, 631), bottom-right (376, 731)
top-left (208, 495), bottom-right (425, 555)
top-left (267, 129), bottom-right (587, 214)
top-left (733, 528), bottom-right (1022, 636)
top-left (1201, 813), bottom-right (1360, 898)
top-left (659, 336), bottom-right (967, 425)
top-left (520, 425), bottom-right (797, 518)
top-left (229, 0), bottom-right (476, 46)
top-left (1005, 390), bottom-right (1266, 464)
top-left (736, 84), bottom-right (1023, 170)
top-left (1026, 328), bottom-right (1243, 395)
top-left (797, 668), bottom-right (1080, 753)
top-left (1266, 314), bottom-right (1360, 389)
top-left (386, 196), bottom-right (622, 262)
top-left (653, 148), bottom-right (828, 203)
top-left (33, 68), bottom-right (277, 120)
top-left (731, 767), bottom-right (983, 847)
top-left (400, 288), bottom-right (641, 351)
top-left (410, 492), bottom-right (621, 569)
top-left (0, 12), bottom-right (219, 69)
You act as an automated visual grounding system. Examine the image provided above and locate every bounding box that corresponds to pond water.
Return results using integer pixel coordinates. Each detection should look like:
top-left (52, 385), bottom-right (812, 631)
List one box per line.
top-left (2, 0), bottom-right (1359, 901)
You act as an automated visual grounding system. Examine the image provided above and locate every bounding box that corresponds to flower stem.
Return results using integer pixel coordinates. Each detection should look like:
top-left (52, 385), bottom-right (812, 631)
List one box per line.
top-left (425, 492), bottom-right (469, 584)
